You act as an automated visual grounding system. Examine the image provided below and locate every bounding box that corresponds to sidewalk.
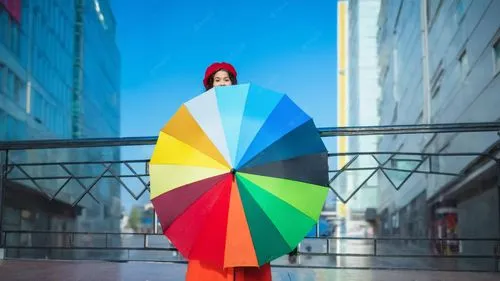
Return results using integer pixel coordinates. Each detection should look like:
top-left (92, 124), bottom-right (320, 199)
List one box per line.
top-left (1, 260), bottom-right (499, 281)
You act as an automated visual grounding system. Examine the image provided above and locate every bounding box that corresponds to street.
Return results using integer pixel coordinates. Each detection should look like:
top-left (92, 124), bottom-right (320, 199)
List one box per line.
top-left (1, 260), bottom-right (499, 281)
top-left (93, 235), bottom-right (498, 272)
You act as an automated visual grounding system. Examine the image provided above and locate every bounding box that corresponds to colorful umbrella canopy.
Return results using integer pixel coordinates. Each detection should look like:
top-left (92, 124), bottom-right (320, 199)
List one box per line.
top-left (149, 83), bottom-right (329, 268)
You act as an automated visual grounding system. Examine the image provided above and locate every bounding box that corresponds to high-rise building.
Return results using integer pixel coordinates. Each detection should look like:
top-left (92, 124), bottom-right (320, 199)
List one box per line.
top-left (71, 0), bottom-right (122, 233)
top-left (73, 0), bottom-right (120, 140)
top-left (1, 0), bottom-right (121, 257)
top-left (376, 0), bottom-right (500, 251)
top-left (1, 1), bottom-right (81, 258)
top-left (1, 0), bottom-right (74, 141)
top-left (336, 0), bottom-right (381, 238)
top-left (346, 0), bottom-right (381, 235)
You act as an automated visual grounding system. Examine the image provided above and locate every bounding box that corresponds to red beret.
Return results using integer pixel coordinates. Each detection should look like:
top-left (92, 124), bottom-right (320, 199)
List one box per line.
top-left (203, 62), bottom-right (237, 88)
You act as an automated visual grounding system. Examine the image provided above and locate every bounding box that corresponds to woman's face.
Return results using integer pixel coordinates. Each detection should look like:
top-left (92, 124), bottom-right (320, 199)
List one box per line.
top-left (213, 70), bottom-right (233, 87)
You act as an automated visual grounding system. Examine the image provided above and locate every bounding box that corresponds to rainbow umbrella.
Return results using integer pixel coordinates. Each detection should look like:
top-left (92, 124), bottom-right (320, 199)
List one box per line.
top-left (149, 83), bottom-right (329, 268)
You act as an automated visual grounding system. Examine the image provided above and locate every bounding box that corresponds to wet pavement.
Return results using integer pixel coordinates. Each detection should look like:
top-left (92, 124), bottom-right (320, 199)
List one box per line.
top-left (1, 260), bottom-right (500, 281)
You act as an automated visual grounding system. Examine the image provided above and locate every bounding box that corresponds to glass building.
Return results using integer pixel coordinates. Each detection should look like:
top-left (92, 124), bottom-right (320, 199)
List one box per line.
top-left (1, 0), bottom-right (121, 258)
top-left (72, 0), bottom-right (122, 233)
top-left (376, 0), bottom-right (500, 252)
top-left (1, 0), bottom-right (73, 141)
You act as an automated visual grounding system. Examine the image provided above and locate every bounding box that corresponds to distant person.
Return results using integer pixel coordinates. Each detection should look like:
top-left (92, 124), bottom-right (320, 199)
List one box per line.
top-left (184, 62), bottom-right (272, 281)
top-left (288, 246), bottom-right (298, 264)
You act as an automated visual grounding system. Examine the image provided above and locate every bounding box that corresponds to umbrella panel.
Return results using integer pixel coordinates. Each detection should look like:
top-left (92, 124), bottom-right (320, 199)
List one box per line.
top-left (237, 173), bottom-right (328, 220)
top-left (236, 175), bottom-right (317, 256)
top-left (236, 95), bottom-right (311, 169)
top-left (161, 105), bottom-right (230, 168)
top-left (152, 173), bottom-right (229, 231)
top-left (234, 85), bottom-right (285, 167)
top-left (189, 175), bottom-right (233, 268)
top-left (223, 180), bottom-right (258, 267)
top-left (184, 88), bottom-right (232, 166)
top-left (239, 119), bottom-right (327, 170)
top-left (236, 176), bottom-right (291, 265)
top-left (149, 164), bottom-right (228, 198)
top-left (215, 84), bottom-right (250, 166)
top-left (240, 153), bottom-right (328, 186)
top-left (165, 175), bottom-right (232, 258)
top-left (150, 132), bottom-right (228, 170)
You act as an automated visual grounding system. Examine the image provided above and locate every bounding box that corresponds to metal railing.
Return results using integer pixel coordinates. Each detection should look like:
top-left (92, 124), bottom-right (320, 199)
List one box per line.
top-left (1, 122), bottom-right (500, 271)
top-left (2, 230), bottom-right (499, 272)
top-left (0, 122), bottom-right (498, 207)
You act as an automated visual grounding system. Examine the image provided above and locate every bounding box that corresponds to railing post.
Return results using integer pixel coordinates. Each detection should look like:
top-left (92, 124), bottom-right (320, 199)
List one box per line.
top-left (495, 246), bottom-right (499, 272)
top-left (326, 239), bottom-right (330, 254)
top-left (0, 149), bottom-right (8, 260)
top-left (153, 210), bottom-right (158, 234)
top-left (373, 238), bottom-right (377, 256)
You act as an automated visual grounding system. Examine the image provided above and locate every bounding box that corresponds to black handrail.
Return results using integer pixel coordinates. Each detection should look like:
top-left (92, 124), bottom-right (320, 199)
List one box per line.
top-left (1, 122), bottom-right (499, 150)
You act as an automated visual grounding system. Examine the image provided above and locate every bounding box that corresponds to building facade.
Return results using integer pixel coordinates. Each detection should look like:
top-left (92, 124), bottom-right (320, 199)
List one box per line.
top-left (376, 0), bottom-right (500, 253)
top-left (1, 0), bottom-right (74, 141)
top-left (336, 0), bottom-right (381, 237)
top-left (72, 0), bottom-right (122, 233)
top-left (346, 0), bottom-right (381, 231)
top-left (1, 0), bottom-right (121, 258)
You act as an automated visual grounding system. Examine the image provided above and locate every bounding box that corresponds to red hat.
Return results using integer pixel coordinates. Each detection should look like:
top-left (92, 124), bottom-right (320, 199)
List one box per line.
top-left (203, 62), bottom-right (237, 88)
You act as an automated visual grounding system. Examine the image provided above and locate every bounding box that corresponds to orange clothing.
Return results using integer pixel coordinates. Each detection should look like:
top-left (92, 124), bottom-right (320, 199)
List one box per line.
top-left (186, 260), bottom-right (272, 281)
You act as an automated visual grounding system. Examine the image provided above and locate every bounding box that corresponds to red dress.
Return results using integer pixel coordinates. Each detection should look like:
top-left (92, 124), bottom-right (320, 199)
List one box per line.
top-left (185, 260), bottom-right (272, 281)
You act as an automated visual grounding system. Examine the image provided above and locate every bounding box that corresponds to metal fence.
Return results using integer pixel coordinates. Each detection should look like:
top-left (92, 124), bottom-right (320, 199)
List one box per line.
top-left (1, 122), bottom-right (500, 271)
top-left (2, 230), bottom-right (499, 272)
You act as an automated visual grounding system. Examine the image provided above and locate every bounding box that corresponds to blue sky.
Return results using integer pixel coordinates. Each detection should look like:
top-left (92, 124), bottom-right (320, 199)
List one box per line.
top-left (111, 1), bottom-right (338, 206)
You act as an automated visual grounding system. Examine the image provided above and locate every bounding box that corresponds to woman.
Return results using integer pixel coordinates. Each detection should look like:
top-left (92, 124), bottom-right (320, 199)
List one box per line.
top-left (203, 61), bottom-right (238, 90)
top-left (185, 62), bottom-right (273, 281)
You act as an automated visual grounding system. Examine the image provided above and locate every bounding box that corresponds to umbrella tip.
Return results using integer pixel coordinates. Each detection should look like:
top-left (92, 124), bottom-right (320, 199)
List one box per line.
top-left (230, 168), bottom-right (236, 175)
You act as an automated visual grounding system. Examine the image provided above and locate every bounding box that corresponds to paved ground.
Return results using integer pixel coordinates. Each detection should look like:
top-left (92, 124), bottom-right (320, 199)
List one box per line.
top-left (1, 260), bottom-right (499, 281)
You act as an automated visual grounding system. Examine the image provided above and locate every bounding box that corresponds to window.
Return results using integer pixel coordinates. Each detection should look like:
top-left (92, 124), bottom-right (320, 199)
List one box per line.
top-left (10, 22), bottom-right (19, 56)
top-left (431, 84), bottom-right (440, 98)
top-left (431, 62), bottom-right (444, 98)
top-left (15, 77), bottom-right (26, 110)
top-left (459, 50), bottom-right (468, 80)
top-left (32, 91), bottom-right (43, 123)
top-left (0, 6), bottom-right (21, 55)
top-left (416, 111), bottom-right (423, 124)
top-left (5, 114), bottom-right (16, 140)
top-left (427, 0), bottom-right (443, 26)
top-left (455, 0), bottom-right (466, 23)
top-left (0, 109), bottom-right (6, 139)
top-left (392, 212), bottom-right (399, 229)
top-left (430, 143), bottom-right (449, 173)
top-left (6, 70), bottom-right (15, 98)
top-left (391, 102), bottom-right (398, 125)
top-left (494, 38), bottom-right (500, 74)
top-left (0, 63), bottom-right (4, 93)
top-left (392, 48), bottom-right (399, 102)
top-left (0, 6), bottom-right (10, 46)
top-left (379, 65), bottom-right (389, 86)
